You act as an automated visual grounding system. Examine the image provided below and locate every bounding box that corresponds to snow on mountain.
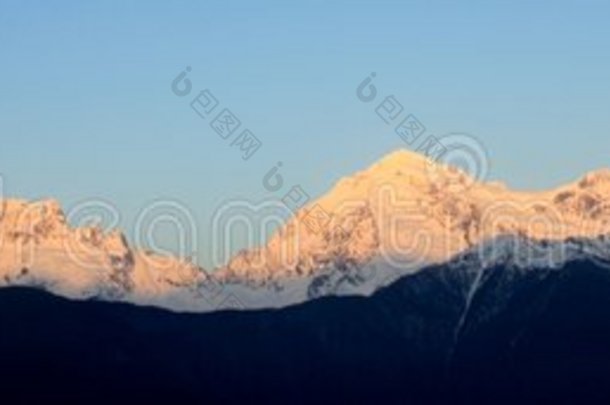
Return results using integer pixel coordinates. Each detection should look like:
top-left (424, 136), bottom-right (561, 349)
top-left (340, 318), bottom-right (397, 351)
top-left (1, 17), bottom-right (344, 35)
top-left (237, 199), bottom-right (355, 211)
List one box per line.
top-left (214, 150), bottom-right (610, 309)
top-left (0, 198), bottom-right (217, 311)
top-left (1, 149), bottom-right (610, 312)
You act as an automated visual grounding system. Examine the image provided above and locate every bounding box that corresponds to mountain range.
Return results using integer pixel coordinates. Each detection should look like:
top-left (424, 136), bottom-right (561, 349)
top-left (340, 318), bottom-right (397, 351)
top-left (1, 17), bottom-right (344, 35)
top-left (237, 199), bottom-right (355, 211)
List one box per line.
top-left (2, 150), bottom-right (610, 403)
top-left (1, 149), bottom-right (610, 312)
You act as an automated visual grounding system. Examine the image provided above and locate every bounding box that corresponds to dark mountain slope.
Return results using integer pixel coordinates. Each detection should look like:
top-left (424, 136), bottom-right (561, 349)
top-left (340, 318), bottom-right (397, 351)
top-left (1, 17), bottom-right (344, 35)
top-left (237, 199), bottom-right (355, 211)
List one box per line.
top-left (1, 260), bottom-right (610, 404)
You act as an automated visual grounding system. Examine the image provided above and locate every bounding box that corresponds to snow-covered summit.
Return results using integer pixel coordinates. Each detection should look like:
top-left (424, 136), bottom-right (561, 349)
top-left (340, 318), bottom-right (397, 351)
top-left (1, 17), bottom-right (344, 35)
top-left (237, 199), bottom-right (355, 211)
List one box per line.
top-left (219, 149), bottom-right (610, 281)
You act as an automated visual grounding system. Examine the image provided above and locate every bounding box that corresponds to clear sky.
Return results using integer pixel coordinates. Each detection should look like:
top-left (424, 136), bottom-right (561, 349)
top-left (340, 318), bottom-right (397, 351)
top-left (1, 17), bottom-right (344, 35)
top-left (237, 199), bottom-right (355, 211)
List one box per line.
top-left (1, 0), bottom-right (610, 267)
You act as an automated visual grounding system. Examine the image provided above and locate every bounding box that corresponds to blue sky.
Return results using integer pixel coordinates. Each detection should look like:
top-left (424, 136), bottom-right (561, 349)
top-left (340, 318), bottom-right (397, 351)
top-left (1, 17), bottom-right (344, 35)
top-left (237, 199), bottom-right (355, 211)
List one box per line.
top-left (1, 0), bottom-right (610, 266)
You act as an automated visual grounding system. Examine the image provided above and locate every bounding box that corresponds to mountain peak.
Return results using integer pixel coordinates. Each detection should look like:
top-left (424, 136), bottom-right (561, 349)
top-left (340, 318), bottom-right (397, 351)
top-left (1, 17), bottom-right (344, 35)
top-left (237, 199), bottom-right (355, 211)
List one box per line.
top-left (365, 149), bottom-right (444, 179)
top-left (311, 149), bottom-right (436, 215)
top-left (360, 148), bottom-right (473, 191)
top-left (374, 148), bottom-right (432, 167)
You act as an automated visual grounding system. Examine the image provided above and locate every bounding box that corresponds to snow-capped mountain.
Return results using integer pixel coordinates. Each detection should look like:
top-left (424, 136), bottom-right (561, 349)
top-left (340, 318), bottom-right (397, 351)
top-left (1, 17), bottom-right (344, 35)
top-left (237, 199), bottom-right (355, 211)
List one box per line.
top-left (1, 149), bottom-right (610, 312)
top-left (0, 199), bottom-right (210, 309)
top-left (216, 149), bottom-right (610, 308)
